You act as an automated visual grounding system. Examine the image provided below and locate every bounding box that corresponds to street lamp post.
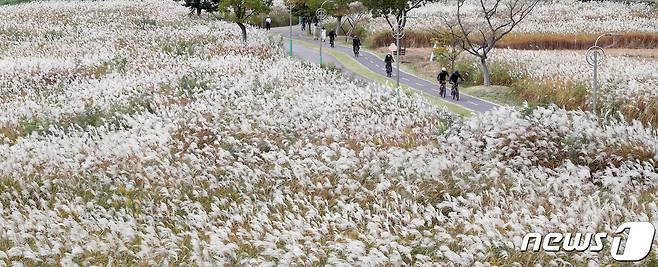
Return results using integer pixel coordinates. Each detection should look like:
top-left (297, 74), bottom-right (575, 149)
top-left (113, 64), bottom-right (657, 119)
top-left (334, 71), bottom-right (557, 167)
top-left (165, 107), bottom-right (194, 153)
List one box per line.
top-left (393, 25), bottom-right (404, 89)
top-left (288, 2), bottom-right (293, 57)
top-left (586, 33), bottom-right (623, 114)
top-left (316, 0), bottom-right (332, 66)
top-left (391, 15), bottom-right (415, 91)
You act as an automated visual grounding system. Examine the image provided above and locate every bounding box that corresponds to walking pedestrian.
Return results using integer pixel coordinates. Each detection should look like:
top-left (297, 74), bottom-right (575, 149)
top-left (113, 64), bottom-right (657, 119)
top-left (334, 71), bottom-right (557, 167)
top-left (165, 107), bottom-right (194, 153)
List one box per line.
top-left (265, 16), bottom-right (272, 31)
top-left (321, 27), bottom-right (327, 42)
top-left (328, 30), bottom-right (336, 47)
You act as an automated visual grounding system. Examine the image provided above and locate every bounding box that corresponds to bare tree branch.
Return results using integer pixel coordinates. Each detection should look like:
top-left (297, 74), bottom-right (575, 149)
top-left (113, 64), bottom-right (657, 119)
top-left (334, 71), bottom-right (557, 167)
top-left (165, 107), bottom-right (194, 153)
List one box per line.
top-left (449, 0), bottom-right (540, 85)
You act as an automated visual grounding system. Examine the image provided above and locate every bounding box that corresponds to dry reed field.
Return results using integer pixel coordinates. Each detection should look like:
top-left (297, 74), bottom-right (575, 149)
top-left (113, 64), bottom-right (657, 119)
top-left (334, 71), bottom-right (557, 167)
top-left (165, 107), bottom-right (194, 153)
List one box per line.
top-left (0, 0), bottom-right (656, 266)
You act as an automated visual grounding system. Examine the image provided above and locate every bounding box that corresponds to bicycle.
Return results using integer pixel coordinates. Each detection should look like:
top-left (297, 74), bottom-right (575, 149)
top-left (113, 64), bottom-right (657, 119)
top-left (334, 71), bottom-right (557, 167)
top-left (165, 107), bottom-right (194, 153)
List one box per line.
top-left (386, 64), bottom-right (393, 77)
top-left (450, 82), bottom-right (460, 101)
top-left (353, 46), bottom-right (360, 57)
top-left (439, 81), bottom-right (447, 98)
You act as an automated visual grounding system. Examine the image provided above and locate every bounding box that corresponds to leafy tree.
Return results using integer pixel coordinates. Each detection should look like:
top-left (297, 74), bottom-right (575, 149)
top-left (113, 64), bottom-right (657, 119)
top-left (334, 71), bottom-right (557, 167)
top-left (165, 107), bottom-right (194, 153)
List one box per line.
top-left (219, 0), bottom-right (273, 42)
top-left (180, 0), bottom-right (220, 16)
top-left (430, 20), bottom-right (463, 72)
top-left (325, 0), bottom-right (353, 35)
top-left (287, 0), bottom-right (315, 34)
top-left (344, 1), bottom-right (368, 40)
top-left (361, 0), bottom-right (434, 33)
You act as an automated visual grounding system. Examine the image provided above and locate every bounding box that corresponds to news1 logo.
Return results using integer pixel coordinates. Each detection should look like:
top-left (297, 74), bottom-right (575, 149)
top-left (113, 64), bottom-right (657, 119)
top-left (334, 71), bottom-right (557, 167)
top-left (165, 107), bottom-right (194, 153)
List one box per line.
top-left (520, 222), bottom-right (656, 262)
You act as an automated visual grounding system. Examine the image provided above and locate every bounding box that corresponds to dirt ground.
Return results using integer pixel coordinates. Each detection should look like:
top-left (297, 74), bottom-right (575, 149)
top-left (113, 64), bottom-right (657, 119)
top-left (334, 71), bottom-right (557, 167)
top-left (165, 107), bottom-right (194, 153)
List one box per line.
top-left (374, 47), bottom-right (441, 82)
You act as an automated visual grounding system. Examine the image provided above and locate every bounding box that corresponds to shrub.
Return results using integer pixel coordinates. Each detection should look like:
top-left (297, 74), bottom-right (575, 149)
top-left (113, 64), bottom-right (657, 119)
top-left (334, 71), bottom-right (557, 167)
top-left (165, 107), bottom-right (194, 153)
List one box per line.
top-left (511, 78), bottom-right (588, 110)
top-left (134, 17), bottom-right (158, 30)
top-left (177, 74), bottom-right (211, 96)
top-left (104, 56), bottom-right (129, 74)
top-left (453, 59), bottom-right (479, 85)
top-left (497, 32), bottom-right (658, 50)
top-left (321, 62), bottom-right (341, 75)
top-left (250, 8), bottom-right (299, 28)
top-left (368, 30), bottom-right (433, 48)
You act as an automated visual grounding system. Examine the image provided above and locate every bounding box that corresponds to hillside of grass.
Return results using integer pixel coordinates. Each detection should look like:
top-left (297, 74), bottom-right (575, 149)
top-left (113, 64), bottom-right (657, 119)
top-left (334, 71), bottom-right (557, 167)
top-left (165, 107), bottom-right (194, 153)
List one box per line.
top-left (0, 1), bottom-right (657, 265)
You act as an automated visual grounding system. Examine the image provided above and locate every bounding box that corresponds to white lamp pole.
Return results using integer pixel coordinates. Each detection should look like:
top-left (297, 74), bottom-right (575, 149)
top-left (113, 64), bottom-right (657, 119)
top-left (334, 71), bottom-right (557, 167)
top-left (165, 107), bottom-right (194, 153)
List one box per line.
top-left (586, 33), bottom-right (623, 113)
top-left (288, 2), bottom-right (294, 57)
top-left (316, 0), bottom-right (333, 66)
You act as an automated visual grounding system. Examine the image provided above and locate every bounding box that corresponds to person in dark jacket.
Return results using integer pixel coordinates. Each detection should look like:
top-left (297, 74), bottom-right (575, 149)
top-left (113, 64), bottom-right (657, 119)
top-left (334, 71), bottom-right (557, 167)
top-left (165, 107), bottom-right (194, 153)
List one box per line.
top-left (449, 70), bottom-right (463, 84)
top-left (328, 30), bottom-right (337, 47)
top-left (437, 67), bottom-right (449, 98)
top-left (449, 70), bottom-right (464, 100)
top-left (384, 53), bottom-right (394, 77)
top-left (352, 35), bottom-right (361, 57)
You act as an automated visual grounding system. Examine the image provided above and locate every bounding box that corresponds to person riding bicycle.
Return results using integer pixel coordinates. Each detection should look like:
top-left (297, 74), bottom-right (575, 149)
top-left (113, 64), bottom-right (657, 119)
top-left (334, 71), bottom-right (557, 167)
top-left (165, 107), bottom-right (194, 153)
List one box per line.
top-left (449, 70), bottom-right (464, 101)
top-left (352, 35), bottom-right (361, 57)
top-left (437, 67), bottom-right (449, 98)
top-left (384, 53), bottom-right (394, 77)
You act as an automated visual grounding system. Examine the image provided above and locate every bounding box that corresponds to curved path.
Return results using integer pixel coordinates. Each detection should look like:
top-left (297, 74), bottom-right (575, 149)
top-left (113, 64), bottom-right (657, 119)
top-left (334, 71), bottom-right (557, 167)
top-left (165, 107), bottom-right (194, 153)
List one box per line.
top-left (273, 26), bottom-right (500, 113)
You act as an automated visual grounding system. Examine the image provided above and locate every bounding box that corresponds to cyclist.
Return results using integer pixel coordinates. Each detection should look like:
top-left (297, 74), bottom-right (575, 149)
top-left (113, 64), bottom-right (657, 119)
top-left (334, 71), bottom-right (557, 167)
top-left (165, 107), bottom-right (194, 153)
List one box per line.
top-left (449, 70), bottom-right (464, 101)
top-left (384, 53), bottom-right (394, 77)
top-left (352, 35), bottom-right (361, 57)
top-left (437, 67), bottom-right (449, 98)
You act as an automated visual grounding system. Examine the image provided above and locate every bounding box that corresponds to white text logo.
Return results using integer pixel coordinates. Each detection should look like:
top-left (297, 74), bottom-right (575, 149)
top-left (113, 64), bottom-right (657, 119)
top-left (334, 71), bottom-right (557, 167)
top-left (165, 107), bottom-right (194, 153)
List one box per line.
top-left (520, 222), bottom-right (656, 262)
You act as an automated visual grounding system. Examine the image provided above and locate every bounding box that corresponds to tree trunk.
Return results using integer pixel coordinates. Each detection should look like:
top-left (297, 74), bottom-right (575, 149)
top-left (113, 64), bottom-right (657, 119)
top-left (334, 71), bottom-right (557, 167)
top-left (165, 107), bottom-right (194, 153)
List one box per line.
top-left (479, 57), bottom-right (491, 86)
top-left (336, 16), bottom-right (343, 35)
top-left (237, 22), bottom-right (247, 42)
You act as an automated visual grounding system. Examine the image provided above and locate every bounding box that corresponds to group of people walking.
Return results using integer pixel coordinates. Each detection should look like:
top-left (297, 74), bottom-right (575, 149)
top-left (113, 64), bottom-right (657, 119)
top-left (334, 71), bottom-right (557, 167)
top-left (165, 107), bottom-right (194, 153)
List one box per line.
top-left (317, 27), bottom-right (338, 48)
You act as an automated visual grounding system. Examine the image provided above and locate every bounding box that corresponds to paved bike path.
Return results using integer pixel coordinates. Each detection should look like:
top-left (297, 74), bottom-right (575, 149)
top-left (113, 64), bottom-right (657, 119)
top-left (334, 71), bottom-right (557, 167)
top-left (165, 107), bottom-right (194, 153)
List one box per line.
top-left (275, 27), bottom-right (501, 113)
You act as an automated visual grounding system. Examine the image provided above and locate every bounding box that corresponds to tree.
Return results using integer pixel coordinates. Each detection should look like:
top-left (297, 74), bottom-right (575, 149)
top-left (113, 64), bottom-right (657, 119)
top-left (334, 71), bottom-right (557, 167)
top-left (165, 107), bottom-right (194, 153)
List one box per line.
top-left (343, 1), bottom-right (368, 41)
top-left (219, 0), bottom-right (273, 42)
top-left (288, 0), bottom-right (315, 34)
top-left (430, 19), bottom-right (463, 72)
top-left (451, 0), bottom-right (540, 86)
top-left (361, 0), bottom-right (434, 34)
top-left (329, 0), bottom-right (352, 35)
top-left (305, 0), bottom-right (351, 36)
top-left (180, 0), bottom-right (220, 16)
